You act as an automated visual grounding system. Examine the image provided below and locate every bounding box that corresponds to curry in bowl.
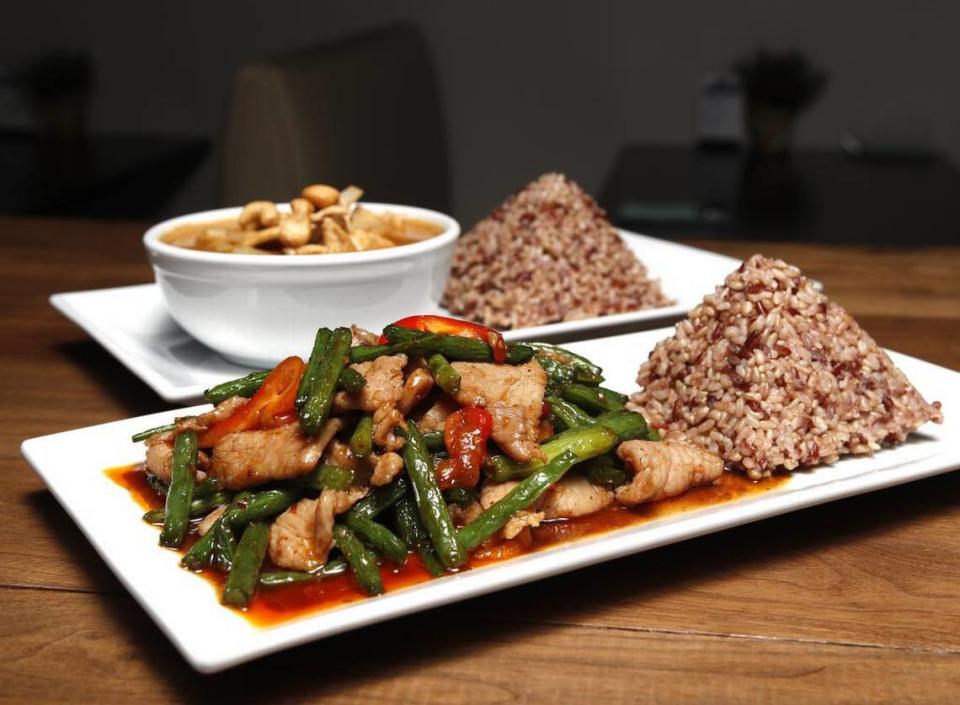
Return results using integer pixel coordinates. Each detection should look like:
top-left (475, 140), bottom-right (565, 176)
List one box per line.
top-left (161, 183), bottom-right (445, 255)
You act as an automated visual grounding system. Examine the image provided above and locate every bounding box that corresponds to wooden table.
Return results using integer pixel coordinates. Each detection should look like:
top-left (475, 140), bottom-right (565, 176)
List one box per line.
top-left (3, 216), bottom-right (959, 703)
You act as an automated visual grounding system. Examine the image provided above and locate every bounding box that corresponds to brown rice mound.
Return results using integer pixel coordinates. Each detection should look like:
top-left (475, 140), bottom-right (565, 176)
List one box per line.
top-left (629, 254), bottom-right (943, 479)
top-left (442, 173), bottom-right (673, 329)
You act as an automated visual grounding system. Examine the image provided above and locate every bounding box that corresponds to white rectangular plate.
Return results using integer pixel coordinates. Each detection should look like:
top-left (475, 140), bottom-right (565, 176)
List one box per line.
top-left (22, 329), bottom-right (958, 673)
top-left (50, 231), bottom-right (740, 402)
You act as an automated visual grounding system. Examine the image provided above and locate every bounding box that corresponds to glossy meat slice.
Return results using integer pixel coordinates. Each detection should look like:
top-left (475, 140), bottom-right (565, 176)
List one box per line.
top-left (541, 472), bottom-right (614, 519)
top-left (144, 442), bottom-right (209, 483)
top-left (143, 396), bottom-right (244, 481)
top-left (183, 396), bottom-right (248, 431)
top-left (150, 396), bottom-right (247, 445)
top-left (372, 403), bottom-right (405, 451)
top-left (477, 480), bottom-right (545, 540)
top-left (315, 487), bottom-right (367, 564)
top-left (268, 488), bottom-right (366, 571)
top-left (615, 440), bottom-right (724, 505)
top-left (268, 498), bottom-right (324, 571)
top-left (416, 396), bottom-right (458, 432)
top-left (398, 368), bottom-right (434, 415)
top-left (209, 419), bottom-right (341, 489)
top-left (369, 452), bottom-right (404, 486)
top-left (334, 355), bottom-right (408, 413)
top-left (451, 360), bottom-right (547, 462)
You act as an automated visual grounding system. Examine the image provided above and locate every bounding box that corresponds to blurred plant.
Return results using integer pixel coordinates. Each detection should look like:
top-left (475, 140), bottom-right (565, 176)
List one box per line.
top-left (13, 51), bottom-right (93, 140)
top-left (734, 49), bottom-right (827, 113)
top-left (734, 49), bottom-right (827, 154)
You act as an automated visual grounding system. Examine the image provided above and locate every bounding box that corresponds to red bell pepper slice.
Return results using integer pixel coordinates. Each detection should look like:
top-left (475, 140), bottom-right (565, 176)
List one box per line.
top-left (381, 314), bottom-right (508, 363)
top-left (435, 406), bottom-right (493, 490)
top-left (198, 356), bottom-right (305, 447)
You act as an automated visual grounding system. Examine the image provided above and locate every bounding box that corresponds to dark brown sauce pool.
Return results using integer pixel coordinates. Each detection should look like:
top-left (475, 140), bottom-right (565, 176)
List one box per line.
top-left (105, 465), bottom-right (787, 628)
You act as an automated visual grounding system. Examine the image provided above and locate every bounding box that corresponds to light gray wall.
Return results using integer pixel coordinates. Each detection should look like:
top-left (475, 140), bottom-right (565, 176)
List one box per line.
top-left (4, 0), bottom-right (957, 223)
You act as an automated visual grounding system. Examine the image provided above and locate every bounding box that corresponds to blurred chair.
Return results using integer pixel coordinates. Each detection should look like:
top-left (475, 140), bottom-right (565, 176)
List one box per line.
top-left (222, 25), bottom-right (449, 211)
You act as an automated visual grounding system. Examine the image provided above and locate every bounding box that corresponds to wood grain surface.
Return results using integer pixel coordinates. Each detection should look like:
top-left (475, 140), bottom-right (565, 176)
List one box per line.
top-left (2, 216), bottom-right (958, 704)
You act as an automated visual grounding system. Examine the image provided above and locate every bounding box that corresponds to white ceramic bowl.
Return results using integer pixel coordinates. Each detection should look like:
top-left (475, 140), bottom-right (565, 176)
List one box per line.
top-left (143, 203), bottom-right (459, 367)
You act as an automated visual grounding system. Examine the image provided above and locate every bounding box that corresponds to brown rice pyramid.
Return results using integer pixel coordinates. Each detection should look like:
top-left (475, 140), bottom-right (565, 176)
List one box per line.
top-left (442, 173), bottom-right (673, 329)
top-left (629, 254), bottom-right (943, 479)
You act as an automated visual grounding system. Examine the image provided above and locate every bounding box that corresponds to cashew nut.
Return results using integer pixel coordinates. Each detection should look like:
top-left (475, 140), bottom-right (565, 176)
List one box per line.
top-left (290, 198), bottom-right (316, 217)
top-left (238, 201), bottom-right (280, 231)
top-left (278, 213), bottom-right (313, 248)
top-left (301, 184), bottom-right (340, 209)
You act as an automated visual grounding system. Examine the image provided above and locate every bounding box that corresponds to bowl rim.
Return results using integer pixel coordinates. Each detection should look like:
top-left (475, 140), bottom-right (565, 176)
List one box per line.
top-left (143, 202), bottom-right (460, 267)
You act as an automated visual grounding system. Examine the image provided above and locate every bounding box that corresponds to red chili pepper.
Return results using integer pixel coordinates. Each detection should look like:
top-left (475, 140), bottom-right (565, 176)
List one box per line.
top-left (435, 406), bottom-right (493, 490)
top-left (381, 314), bottom-right (508, 363)
top-left (198, 356), bottom-right (305, 447)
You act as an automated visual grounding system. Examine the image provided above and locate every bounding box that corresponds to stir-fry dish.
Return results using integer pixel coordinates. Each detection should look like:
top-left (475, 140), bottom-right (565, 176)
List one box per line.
top-left (161, 183), bottom-right (444, 255)
top-left (130, 315), bottom-right (723, 610)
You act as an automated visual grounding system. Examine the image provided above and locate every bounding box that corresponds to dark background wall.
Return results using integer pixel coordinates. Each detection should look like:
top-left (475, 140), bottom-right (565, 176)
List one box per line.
top-left (2, 0), bottom-right (957, 224)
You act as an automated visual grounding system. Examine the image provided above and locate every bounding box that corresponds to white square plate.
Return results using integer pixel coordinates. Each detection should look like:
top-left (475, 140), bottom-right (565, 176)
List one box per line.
top-left (21, 329), bottom-right (958, 673)
top-left (51, 231), bottom-right (741, 402)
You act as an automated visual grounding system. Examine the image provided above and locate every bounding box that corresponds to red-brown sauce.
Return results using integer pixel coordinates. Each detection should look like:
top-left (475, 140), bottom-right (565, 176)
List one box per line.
top-left (105, 465), bottom-right (787, 627)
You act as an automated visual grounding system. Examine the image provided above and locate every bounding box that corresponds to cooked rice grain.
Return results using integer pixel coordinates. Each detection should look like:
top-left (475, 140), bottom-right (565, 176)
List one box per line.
top-left (442, 173), bottom-right (672, 329)
top-left (629, 254), bottom-right (943, 478)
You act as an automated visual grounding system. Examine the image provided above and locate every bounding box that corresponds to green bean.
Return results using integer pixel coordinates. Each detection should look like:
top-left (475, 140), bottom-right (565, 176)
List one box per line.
top-left (393, 497), bottom-right (444, 577)
top-left (131, 422), bottom-right (176, 443)
top-left (380, 324), bottom-right (424, 344)
top-left (537, 355), bottom-right (605, 391)
top-left (536, 355), bottom-right (575, 387)
top-left (345, 477), bottom-right (409, 521)
top-left (382, 326), bottom-right (492, 362)
top-left (573, 367), bottom-right (605, 385)
top-left (333, 523), bottom-right (383, 595)
top-left (300, 327), bottom-right (352, 435)
top-left (338, 366), bottom-right (366, 393)
top-left (400, 422), bottom-right (465, 569)
top-left (422, 430), bottom-right (445, 452)
top-left (222, 522), bottom-right (270, 607)
top-left (191, 477), bottom-right (222, 500)
top-left (525, 342), bottom-right (604, 379)
top-left (212, 518), bottom-right (238, 572)
top-left (483, 455), bottom-right (521, 483)
top-left (159, 430), bottom-right (198, 548)
top-left (343, 515), bottom-right (408, 565)
top-left (203, 370), bottom-right (270, 404)
top-left (180, 491), bottom-right (251, 571)
top-left (349, 415), bottom-right (374, 458)
top-left (443, 487), bottom-right (477, 508)
top-left (546, 395), bottom-right (594, 430)
top-left (257, 571), bottom-right (315, 588)
top-left (301, 463), bottom-right (354, 492)
top-left (258, 559), bottom-right (348, 587)
top-left (142, 491), bottom-right (233, 524)
top-left (228, 488), bottom-right (298, 528)
top-left (382, 326), bottom-right (533, 366)
top-left (504, 343), bottom-right (535, 364)
top-left (594, 410), bottom-right (656, 442)
top-left (349, 343), bottom-right (392, 363)
top-left (484, 422), bottom-right (622, 482)
top-left (459, 449), bottom-right (581, 551)
top-left (181, 526), bottom-right (217, 570)
top-left (347, 335), bottom-right (437, 363)
top-left (560, 383), bottom-right (626, 414)
top-left (581, 454), bottom-right (630, 489)
top-left (296, 328), bottom-right (332, 408)
top-left (427, 353), bottom-right (461, 395)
